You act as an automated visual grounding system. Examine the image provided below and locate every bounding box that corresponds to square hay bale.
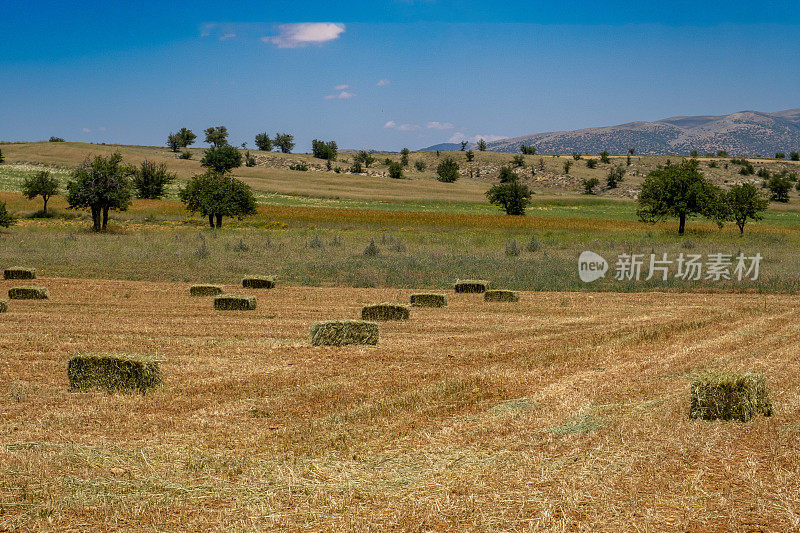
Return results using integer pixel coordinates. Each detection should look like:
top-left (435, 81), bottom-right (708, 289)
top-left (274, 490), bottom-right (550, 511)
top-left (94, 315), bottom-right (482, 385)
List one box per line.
top-left (454, 279), bottom-right (490, 293)
top-left (214, 295), bottom-right (256, 311)
top-left (690, 371), bottom-right (773, 422)
top-left (361, 303), bottom-right (410, 321)
top-left (242, 276), bottom-right (276, 289)
top-left (8, 286), bottom-right (49, 300)
top-left (310, 320), bottom-right (379, 346)
top-left (484, 289), bottom-right (520, 302)
top-left (410, 293), bottom-right (447, 308)
top-left (68, 353), bottom-right (161, 393)
top-left (3, 267), bottom-right (36, 280)
top-left (0, 299), bottom-right (6, 313)
top-left (189, 284), bottom-right (224, 297)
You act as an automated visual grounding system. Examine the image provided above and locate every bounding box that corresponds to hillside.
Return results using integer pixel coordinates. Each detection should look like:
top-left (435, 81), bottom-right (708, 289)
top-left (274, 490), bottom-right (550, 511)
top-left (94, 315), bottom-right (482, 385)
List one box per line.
top-left (485, 109), bottom-right (800, 156)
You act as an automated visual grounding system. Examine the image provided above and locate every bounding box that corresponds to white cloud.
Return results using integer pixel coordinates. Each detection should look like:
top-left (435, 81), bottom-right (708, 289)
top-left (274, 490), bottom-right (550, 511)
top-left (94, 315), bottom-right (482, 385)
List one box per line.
top-left (376, 78), bottom-right (390, 87)
top-left (448, 132), bottom-right (506, 143)
top-left (426, 121), bottom-right (454, 130)
top-left (82, 128), bottom-right (91, 133)
top-left (200, 23), bottom-right (216, 38)
top-left (334, 84), bottom-right (349, 90)
top-left (263, 23), bottom-right (345, 48)
top-left (383, 121), bottom-right (421, 131)
top-left (219, 33), bottom-right (236, 41)
top-left (383, 121), bottom-right (397, 129)
top-left (325, 90), bottom-right (355, 100)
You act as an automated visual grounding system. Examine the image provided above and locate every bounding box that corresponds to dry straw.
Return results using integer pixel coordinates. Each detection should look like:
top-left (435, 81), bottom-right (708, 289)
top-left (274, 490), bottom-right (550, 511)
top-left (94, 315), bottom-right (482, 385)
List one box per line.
top-left (68, 353), bottom-right (162, 393)
top-left (310, 320), bottom-right (379, 346)
top-left (3, 267), bottom-right (36, 280)
top-left (484, 290), bottom-right (520, 302)
top-left (242, 276), bottom-right (276, 289)
top-left (214, 295), bottom-right (257, 311)
top-left (454, 279), bottom-right (490, 293)
top-left (189, 284), bottom-right (224, 296)
top-left (410, 293), bottom-right (447, 308)
top-left (690, 371), bottom-right (773, 422)
top-left (0, 299), bottom-right (7, 313)
top-left (8, 286), bottom-right (49, 300)
top-left (362, 303), bottom-right (411, 321)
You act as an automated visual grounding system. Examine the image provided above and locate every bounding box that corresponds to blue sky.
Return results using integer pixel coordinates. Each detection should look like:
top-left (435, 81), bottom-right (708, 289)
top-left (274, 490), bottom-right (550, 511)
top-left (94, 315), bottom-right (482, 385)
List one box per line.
top-left (1, 1), bottom-right (798, 151)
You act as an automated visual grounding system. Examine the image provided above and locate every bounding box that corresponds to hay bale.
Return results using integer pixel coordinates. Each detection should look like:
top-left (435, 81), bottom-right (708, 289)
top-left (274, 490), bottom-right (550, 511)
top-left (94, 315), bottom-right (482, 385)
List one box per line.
top-left (310, 320), bottom-right (379, 346)
top-left (68, 353), bottom-right (161, 393)
top-left (0, 299), bottom-right (6, 313)
top-left (690, 371), bottom-right (773, 422)
top-left (3, 267), bottom-right (36, 280)
top-left (484, 289), bottom-right (520, 302)
top-left (189, 284), bottom-right (224, 297)
top-left (410, 293), bottom-right (447, 308)
top-left (362, 303), bottom-right (410, 321)
top-left (213, 295), bottom-right (256, 311)
top-left (8, 286), bottom-right (49, 300)
top-left (242, 276), bottom-right (276, 289)
top-left (454, 279), bottom-right (490, 293)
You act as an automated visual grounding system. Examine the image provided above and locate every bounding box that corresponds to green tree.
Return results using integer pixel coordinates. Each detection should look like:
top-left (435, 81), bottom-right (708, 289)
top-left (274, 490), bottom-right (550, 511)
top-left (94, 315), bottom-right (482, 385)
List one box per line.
top-left (460, 141), bottom-right (467, 151)
top-left (22, 170), bottom-right (60, 215)
top-left (511, 155), bottom-right (525, 168)
top-left (724, 182), bottom-right (768, 234)
top-left (636, 159), bottom-right (723, 235)
top-left (201, 145), bottom-right (242, 173)
top-left (520, 145), bottom-right (537, 155)
top-left (176, 128), bottom-right (196, 148)
top-left (606, 165), bottom-right (626, 188)
top-left (255, 133), bottom-right (272, 151)
top-left (600, 150), bottom-right (611, 164)
top-left (436, 157), bottom-right (459, 182)
top-left (132, 160), bottom-right (176, 199)
top-left (400, 148), bottom-right (410, 166)
top-left (586, 158), bottom-right (598, 169)
top-left (582, 177), bottom-right (599, 194)
top-left (0, 148), bottom-right (4, 164)
top-left (767, 173), bottom-right (792, 202)
top-left (477, 139), bottom-right (487, 151)
top-left (66, 152), bottom-right (134, 231)
top-left (466, 150), bottom-right (475, 162)
top-left (49, 136), bottom-right (65, 142)
top-left (274, 133), bottom-right (295, 153)
top-left (690, 150), bottom-right (699, 157)
top-left (244, 151), bottom-right (256, 167)
top-left (791, 152), bottom-right (799, 161)
top-left (179, 171), bottom-right (257, 228)
top-left (312, 139), bottom-right (338, 160)
top-left (204, 126), bottom-right (229, 148)
top-left (387, 161), bottom-right (404, 179)
top-left (775, 152), bottom-right (786, 159)
top-left (0, 202), bottom-right (16, 228)
top-left (167, 133), bottom-right (180, 152)
top-left (354, 150), bottom-right (376, 168)
top-left (486, 169), bottom-right (532, 215)
top-left (563, 160), bottom-right (572, 174)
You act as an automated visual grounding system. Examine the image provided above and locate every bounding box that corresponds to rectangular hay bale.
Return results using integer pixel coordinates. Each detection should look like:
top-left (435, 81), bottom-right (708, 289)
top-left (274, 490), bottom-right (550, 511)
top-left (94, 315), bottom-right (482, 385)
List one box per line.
top-left (361, 303), bottom-right (410, 321)
top-left (242, 276), bottom-right (276, 289)
top-left (190, 284), bottom-right (224, 296)
top-left (214, 295), bottom-right (256, 310)
top-left (484, 289), bottom-right (520, 302)
top-left (454, 279), bottom-right (490, 293)
top-left (3, 267), bottom-right (36, 280)
top-left (68, 353), bottom-right (161, 393)
top-left (410, 293), bottom-right (447, 308)
top-left (690, 371), bottom-right (773, 422)
top-left (8, 286), bottom-right (49, 300)
top-left (311, 320), bottom-right (379, 346)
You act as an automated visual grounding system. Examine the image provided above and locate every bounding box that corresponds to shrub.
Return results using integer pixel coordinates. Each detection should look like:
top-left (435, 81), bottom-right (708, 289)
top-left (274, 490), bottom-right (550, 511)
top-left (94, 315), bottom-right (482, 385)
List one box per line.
top-left (790, 152), bottom-right (799, 161)
top-left (306, 235), bottom-right (325, 249)
top-left (201, 145), bottom-right (242, 173)
top-left (486, 179), bottom-right (532, 215)
top-left (436, 157), bottom-right (459, 182)
top-left (505, 239), bottom-right (521, 256)
top-left (717, 150), bottom-right (729, 157)
top-left (242, 276), bottom-right (275, 289)
top-left (244, 151), bottom-right (256, 167)
top-left (68, 353), bottom-right (161, 393)
top-left (361, 303), bottom-right (410, 321)
top-left (312, 139), bottom-right (338, 160)
top-left (387, 161), bottom-right (403, 179)
top-left (511, 155), bottom-right (525, 168)
top-left (255, 133), bottom-right (272, 151)
top-left (400, 148), bottom-right (410, 167)
top-left (484, 289), bottom-right (519, 302)
top-left (586, 158), bottom-right (598, 169)
top-left (4, 267), bottom-right (36, 280)
top-left (133, 160), bottom-right (175, 199)
top-left (213, 295), bottom-right (256, 310)
top-left (0, 202), bottom-right (16, 228)
top-left (179, 150), bottom-right (192, 160)
top-left (414, 160), bottom-right (426, 172)
top-left (465, 150), bottom-right (475, 162)
top-left (477, 139), bottom-right (487, 151)
top-left (189, 284), bottom-right (224, 296)
top-left (410, 293), bottom-right (447, 307)
top-left (353, 150), bottom-right (376, 168)
top-left (606, 165), bottom-right (626, 188)
top-left (775, 152), bottom-right (786, 159)
top-left (454, 279), bottom-right (490, 293)
top-left (363, 239), bottom-right (380, 256)
top-left (563, 160), bottom-right (572, 174)
top-left (572, 152), bottom-right (582, 160)
top-left (289, 163), bottom-right (308, 171)
top-left (526, 235), bottom-right (540, 252)
top-left (690, 371), bottom-right (772, 422)
top-left (8, 286), bottom-right (49, 299)
top-left (520, 145), bottom-right (536, 155)
top-left (582, 177), bottom-right (600, 194)
top-left (0, 148), bottom-right (3, 164)
top-left (756, 167), bottom-right (770, 178)
top-left (310, 320), bottom-right (379, 346)
top-left (599, 150), bottom-right (611, 164)
top-left (350, 161), bottom-right (363, 173)
top-left (49, 136), bottom-right (65, 142)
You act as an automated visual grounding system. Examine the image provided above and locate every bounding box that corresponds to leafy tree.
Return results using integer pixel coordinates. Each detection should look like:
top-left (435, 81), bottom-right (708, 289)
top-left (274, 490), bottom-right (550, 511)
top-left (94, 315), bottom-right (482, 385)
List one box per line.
top-left (572, 152), bottom-right (582, 160)
top-left (606, 165), bottom-right (626, 188)
top-left (511, 155), bottom-right (525, 168)
top-left (477, 139), bottom-right (487, 151)
top-left (353, 150), bottom-right (376, 168)
top-left (0, 202), bottom-right (16, 228)
top-left (486, 169), bottom-right (532, 215)
top-left (22, 170), bottom-right (60, 215)
top-left (414, 160), bottom-right (426, 171)
top-left (775, 152), bottom-right (786, 159)
top-left (790, 152), bottom-right (799, 161)
top-left (520, 145), bottom-right (537, 155)
top-left (767, 173), bottom-right (792, 202)
top-left (176, 128), bottom-right (196, 148)
top-left (586, 158), bottom-right (598, 169)
top-left (400, 148), bottom-right (410, 167)
top-left (716, 150), bottom-right (729, 158)
top-left (466, 150), bottom-right (475, 162)
top-left (599, 150), bottom-right (611, 164)
top-left (498, 167), bottom-right (519, 183)
top-left (312, 139), bottom-right (338, 160)
top-left (132, 160), bottom-right (175, 199)
top-left (563, 160), bottom-right (572, 174)
top-left (350, 160), bottom-right (363, 173)
top-left (628, 148), bottom-right (636, 155)
top-left (274, 133), bottom-right (294, 153)
top-left (49, 136), bottom-right (65, 142)
top-left (204, 126), bottom-right (229, 148)
top-left (436, 157), bottom-right (459, 182)
top-left (460, 141), bottom-right (467, 151)
top-left (179, 171), bottom-right (257, 228)
top-left (582, 177), bottom-right (599, 194)
top-left (167, 133), bottom-right (180, 152)
top-left (690, 150), bottom-right (699, 157)
top-left (724, 182), bottom-right (768, 233)
top-left (636, 159), bottom-right (724, 234)
top-left (244, 151), bottom-right (256, 167)
top-left (201, 145), bottom-right (242, 173)
top-left (255, 133), bottom-right (273, 151)
top-left (66, 152), bottom-right (134, 231)
top-left (387, 161), bottom-right (403, 179)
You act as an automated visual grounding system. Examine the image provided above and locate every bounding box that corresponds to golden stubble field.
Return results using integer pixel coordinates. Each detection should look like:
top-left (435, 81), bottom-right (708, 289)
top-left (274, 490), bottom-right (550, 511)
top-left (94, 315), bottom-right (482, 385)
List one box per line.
top-left (2, 277), bottom-right (800, 531)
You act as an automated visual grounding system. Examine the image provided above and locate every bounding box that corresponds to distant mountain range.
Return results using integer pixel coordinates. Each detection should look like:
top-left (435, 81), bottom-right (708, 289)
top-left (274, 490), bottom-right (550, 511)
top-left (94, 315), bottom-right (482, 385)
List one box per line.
top-left (421, 109), bottom-right (800, 155)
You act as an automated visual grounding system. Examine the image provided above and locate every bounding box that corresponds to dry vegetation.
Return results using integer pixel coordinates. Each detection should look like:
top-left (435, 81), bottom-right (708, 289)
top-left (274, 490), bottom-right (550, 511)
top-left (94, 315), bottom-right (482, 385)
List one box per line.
top-left (2, 277), bottom-right (800, 530)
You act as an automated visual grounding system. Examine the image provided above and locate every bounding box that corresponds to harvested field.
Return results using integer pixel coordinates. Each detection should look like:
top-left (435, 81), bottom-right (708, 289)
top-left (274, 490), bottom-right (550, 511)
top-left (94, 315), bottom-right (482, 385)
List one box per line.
top-left (484, 289), bottom-right (520, 302)
top-left (1, 277), bottom-right (800, 530)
